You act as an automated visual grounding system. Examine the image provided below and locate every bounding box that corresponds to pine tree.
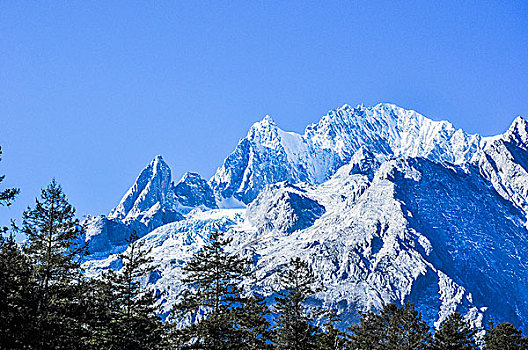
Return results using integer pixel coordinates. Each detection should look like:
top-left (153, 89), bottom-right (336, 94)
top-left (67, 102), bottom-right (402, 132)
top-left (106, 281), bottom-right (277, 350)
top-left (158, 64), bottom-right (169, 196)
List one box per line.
top-left (432, 312), bottom-right (476, 350)
top-left (346, 309), bottom-right (386, 350)
top-left (483, 320), bottom-right (528, 350)
top-left (0, 146), bottom-right (19, 211)
top-left (386, 303), bottom-right (431, 350)
top-left (98, 232), bottom-right (166, 350)
top-left (0, 234), bottom-right (38, 349)
top-left (347, 303), bottom-right (431, 350)
top-left (233, 293), bottom-right (274, 350)
top-left (0, 146), bottom-right (31, 348)
top-left (273, 257), bottom-right (322, 350)
top-left (317, 311), bottom-right (346, 350)
top-left (79, 277), bottom-right (118, 349)
top-left (19, 179), bottom-right (88, 349)
top-left (173, 230), bottom-right (271, 349)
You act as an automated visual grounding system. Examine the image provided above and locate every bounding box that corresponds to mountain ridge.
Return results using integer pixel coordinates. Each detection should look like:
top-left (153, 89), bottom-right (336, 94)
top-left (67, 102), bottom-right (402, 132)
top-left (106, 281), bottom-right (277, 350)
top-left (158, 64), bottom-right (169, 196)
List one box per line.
top-left (83, 103), bottom-right (528, 331)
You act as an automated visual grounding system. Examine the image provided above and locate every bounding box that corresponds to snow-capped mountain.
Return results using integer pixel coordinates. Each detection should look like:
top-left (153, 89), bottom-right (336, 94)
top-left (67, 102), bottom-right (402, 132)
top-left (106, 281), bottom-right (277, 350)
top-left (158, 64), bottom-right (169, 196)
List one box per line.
top-left (84, 156), bottom-right (216, 257)
top-left (84, 103), bottom-right (528, 331)
top-left (108, 155), bottom-right (183, 234)
top-left (211, 103), bottom-right (488, 205)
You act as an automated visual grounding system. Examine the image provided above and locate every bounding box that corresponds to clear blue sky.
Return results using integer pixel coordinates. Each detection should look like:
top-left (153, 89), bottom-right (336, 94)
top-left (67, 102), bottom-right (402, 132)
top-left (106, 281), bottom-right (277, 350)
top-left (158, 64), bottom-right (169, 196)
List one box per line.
top-left (1, 1), bottom-right (527, 225)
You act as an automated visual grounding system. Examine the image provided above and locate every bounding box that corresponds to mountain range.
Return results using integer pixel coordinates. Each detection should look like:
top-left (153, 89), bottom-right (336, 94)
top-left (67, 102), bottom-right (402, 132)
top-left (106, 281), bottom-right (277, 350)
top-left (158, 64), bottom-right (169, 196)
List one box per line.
top-left (82, 103), bottom-right (528, 330)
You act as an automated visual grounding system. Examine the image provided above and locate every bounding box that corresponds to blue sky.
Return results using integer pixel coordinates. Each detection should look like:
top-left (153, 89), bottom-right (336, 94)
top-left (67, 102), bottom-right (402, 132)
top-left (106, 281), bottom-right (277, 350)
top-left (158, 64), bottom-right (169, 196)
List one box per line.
top-left (1, 1), bottom-right (527, 224)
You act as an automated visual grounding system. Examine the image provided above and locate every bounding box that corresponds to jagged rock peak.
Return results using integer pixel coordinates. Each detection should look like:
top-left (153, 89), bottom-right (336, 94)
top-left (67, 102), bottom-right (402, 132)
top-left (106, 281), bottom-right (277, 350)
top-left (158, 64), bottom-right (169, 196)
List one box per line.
top-left (260, 114), bottom-right (275, 124)
top-left (246, 181), bottom-right (325, 234)
top-left (246, 114), bottom-right (282, 146)
top-left (108, 155), bottom-right (173, 222)
top-left (211, 103), bottom-right (489, 205)
top-left (504, 116), bottom-right (528, 146)
top-left (174, 172), bottom-right (217, 209)
top-left (248, 115), bottom-right (276, 132)
top-left (179, 171), bottom-right (202, 182)
top-left (351, 145), bottom-right (376, 162)
top-left (151, 154), bottom-right (168, 169)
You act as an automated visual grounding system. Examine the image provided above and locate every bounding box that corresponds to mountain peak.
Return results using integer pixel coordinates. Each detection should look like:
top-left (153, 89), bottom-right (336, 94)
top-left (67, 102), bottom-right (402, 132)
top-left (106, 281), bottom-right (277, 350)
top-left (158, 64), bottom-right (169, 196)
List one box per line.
top-left (249, 115), bottom-right (275, 130)
top-left (246, 115), bottom-right (281, 144)
top-left (174, 172), bottom-right (217, 209)
top-left (90, 102), bottom-right (528, 331)
top-left (180, 171), bottom-right (201, 182)
top-left (152, 154), bottom-right (165, 164)
top-left (508, 115), bottom-right (526, 131)
top-left (504, 116), bottom-right (528, 145)
top-left (108, 155), bottom-right (174, 229)
top-left (261, 114), bottom-right (274, 124)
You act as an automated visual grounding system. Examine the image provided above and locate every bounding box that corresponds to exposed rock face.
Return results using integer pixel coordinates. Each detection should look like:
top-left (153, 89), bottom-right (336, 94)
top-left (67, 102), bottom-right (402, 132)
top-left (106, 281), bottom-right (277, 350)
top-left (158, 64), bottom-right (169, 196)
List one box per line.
top-left (477, 117), bottom-right (528, 217)
top-left (83, 215), bottom-right (134, 258)
top-left (108, 155), bottom-right (183, 234)
top-left (84, 157), bottom-right (220, 257)
top-left (84, 103), bottom-right (528, 331)
top-left (174, 172), bottom-right (217, 209)
top-left (210, 104), bottom-right (487, 205)
top-left (246, 182), bottom-right (325, 234)
top-left (211, 116), bottom-right (311, 204)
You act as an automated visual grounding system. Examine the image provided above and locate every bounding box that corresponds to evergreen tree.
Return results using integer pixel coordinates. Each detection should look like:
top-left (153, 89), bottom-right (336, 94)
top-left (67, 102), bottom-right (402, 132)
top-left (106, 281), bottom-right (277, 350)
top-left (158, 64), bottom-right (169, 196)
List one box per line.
top-left (346, 309), bottom-right (386, 350)
top-left (19, 179), bottom-right (88, 349)
top-left (386, 303), bottom-right (431, 350)
top-left (347, 303), bottom-right (431, 350)
top-left (0, 145), bottom-right (31, 348)
top-left (273, 257), bottom-right (322, 350)
top-left (79, 277), bottom-right (118, 350)
top-left (0, 234), bottom-right (38, 349)
top-left (0, 146), bottom-right (19, 211)
top-left (483, 320), bottom-right (528, 350)
top-left (432, 312), bottom-right (476, 350)
top-left (173, 230), bottom-right (271, 349)
top-left (233, 293), bottom-right (274, 350)
top-left (317, 311), bottom-right (346, 350)
top-left (98, 232), bottom-right (166, 350)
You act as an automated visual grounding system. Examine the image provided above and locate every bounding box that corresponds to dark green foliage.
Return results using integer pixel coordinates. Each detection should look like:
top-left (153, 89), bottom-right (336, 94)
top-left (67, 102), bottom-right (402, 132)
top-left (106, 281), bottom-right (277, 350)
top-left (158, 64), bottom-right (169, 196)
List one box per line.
top-left (233, 293), bottom-right (274, 350)
top-left (346, 308), bottom-right (384, 350)
top-left (0, 146), bottom-right (19, 210)
top-left (273, 257), bottom-right (322, 350)
top-left (2, 157), bottom-right (528, 349)
top-left (0, 176), bottom-right (168, 349)
top-left (483, 320), bottom-right (528, 350)
top-left (173, 231), bottom-right (271, 349)
top-left (0, 234), bottom-right (38, 349)
top-left (317, 311), bottom-right (346, 350)
top-left (347, 303), bottom-right (431, 350)
top-left (95, 232), bottom-right (166, 349)
top-left (21, 179), bottom-right (86, 286)
top-left (19, 179), bottom-right (88, 349)
top-left (79, 277), bottom-right (118, 349)
top-left (0, 147), bottom-right (31, 349)
top-left (432, 312), bottom-right (476, 350)
top-left (0, 146), bottom-right (19, 235)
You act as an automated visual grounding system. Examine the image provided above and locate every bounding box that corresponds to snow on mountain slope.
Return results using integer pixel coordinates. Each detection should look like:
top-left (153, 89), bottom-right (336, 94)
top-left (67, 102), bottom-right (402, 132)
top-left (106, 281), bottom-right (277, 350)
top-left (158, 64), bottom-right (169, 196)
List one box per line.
top-left (232, 157), bottom-right (528, 329)
top-left (211, 103), bottom-right (489, 205)
top-left (82, 215), bottom-right (134, 259)
top-left (173, 172), bottom-right (217, 209)
top-left (108, 155), bottom-right (183, 234)
top-left (83, 103), bottom-right (528, 331)
top-left (86, 155), bottom-right (528, 330)
top-left (83, 208), bottom-right (246, 316)
top-left (477, 116), bottom-right (528, 219)
top-left (246, 182), bottom-right (325, 235)
top-left (84, 157), bottom-right (217, 257)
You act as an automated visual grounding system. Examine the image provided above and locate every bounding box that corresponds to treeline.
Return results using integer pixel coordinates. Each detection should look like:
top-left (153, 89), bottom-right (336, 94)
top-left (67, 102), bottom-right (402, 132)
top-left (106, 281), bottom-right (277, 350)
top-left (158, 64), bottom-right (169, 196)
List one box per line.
top-left (1, 155), bottom-right (528, 349)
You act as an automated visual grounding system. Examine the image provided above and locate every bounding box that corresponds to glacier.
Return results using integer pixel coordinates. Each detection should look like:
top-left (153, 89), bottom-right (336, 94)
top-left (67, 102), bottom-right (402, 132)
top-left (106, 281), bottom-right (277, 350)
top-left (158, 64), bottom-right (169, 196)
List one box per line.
top-left (82, 103), bottom-right (528, 330)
